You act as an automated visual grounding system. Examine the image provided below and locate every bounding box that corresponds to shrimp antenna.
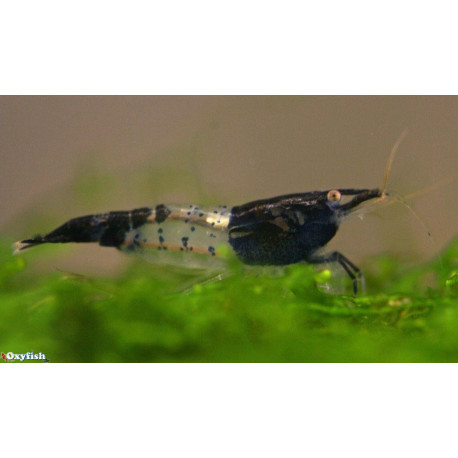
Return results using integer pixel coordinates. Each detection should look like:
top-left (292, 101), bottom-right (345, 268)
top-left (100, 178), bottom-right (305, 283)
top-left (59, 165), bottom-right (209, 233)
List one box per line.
top-left (357, 128), bottom-right (409, 212)
top-left (375, 173), bottom-right (457, 212)
top-left (402, 173), bottom-right (457, 201)
top-left (371, 172), bottom-right (456, 269)
top-left (391, 193), bottom-right (442, 269)
top-left (381, 128), bottom-right (409, 197)
top-left (350, 131), bottom-right (444, 266)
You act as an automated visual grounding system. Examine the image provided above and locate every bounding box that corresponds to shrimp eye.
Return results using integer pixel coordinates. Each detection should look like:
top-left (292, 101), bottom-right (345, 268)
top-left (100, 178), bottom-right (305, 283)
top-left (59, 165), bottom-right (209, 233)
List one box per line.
top-left (327, 190), bottom-right (341, 202)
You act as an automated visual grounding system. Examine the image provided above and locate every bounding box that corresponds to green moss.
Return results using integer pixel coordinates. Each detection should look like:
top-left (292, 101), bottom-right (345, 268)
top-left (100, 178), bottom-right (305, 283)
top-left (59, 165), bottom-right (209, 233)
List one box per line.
top-left (0, 238), bottom-right (457, 362)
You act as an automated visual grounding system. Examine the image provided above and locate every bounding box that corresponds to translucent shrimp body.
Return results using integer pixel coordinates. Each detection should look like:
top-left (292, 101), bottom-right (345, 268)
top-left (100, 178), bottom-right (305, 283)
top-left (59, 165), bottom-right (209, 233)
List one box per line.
top-left (121, 204), bottom-right (230, 269)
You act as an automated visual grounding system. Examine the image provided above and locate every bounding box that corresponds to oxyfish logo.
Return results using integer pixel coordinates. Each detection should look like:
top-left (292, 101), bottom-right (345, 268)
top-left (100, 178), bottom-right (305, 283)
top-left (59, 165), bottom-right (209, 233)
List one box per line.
top-left (2, 352), bottom-right (49, 363)
top-left (1, 353), bottom-right (10, 362)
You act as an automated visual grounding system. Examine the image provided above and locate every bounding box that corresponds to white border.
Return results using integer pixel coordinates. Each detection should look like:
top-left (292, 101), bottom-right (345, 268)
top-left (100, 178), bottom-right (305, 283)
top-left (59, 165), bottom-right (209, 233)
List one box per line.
top-left (1, 1), bottom-right (456, 94)
top-left (2, 364), bottom-right (457, 457)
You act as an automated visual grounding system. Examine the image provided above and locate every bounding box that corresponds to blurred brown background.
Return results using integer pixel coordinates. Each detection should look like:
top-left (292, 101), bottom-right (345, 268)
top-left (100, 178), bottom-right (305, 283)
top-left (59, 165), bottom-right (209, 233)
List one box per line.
top-left (1, 96), bottom-right (456, 274)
